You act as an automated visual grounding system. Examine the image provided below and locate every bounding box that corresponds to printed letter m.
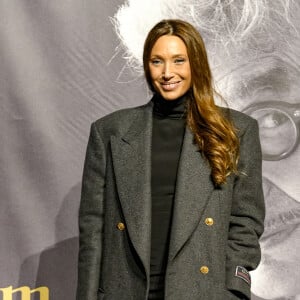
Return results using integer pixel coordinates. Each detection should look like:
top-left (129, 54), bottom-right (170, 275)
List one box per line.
top-left (0, 286), bottom-right (49, 300)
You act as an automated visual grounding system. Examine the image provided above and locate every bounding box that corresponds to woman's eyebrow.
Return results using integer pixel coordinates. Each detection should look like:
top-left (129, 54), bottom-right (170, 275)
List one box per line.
top-left (150, 54), bottom-right (188, 58)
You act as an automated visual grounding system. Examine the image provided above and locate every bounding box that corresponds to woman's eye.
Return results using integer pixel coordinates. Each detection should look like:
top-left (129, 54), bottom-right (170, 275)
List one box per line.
top-left (174, 58), bottom-right (185, 64)
top-left (151, 59), bottom-right (162, 65)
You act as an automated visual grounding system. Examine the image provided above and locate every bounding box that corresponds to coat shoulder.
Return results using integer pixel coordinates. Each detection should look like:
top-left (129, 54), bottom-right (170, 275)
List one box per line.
top-left (92, 101), bottom-right (152, 138)
top-left (220, 106), bottom-right (258, 136)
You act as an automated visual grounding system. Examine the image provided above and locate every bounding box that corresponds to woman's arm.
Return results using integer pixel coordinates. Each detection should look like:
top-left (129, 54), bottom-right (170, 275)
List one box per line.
top-left (76, 122), bottom-right (106, 300)
top-left (226, 119), bottom-right (265, 299)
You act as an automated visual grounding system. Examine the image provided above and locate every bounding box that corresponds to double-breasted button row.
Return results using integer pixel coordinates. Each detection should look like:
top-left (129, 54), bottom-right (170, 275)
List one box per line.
top-left (204, 217), bottom-right (214, 226)
top-left (116, 222), bottom-right (125, 231)
top-left (200, 218), bottom-right (213, 275)
top-left (200, 265), bottom-right (209, 274)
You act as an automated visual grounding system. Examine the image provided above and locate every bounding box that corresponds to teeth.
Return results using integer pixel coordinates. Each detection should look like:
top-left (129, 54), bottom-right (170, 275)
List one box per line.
top-left (161, 82), bottom-right (180, 90)
top-left (165, 83), bottom-right (176, 88)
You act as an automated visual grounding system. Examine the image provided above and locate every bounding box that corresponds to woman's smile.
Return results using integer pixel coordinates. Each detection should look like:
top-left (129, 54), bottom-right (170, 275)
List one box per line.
top-left (160, 81), bottom-right (182, 91)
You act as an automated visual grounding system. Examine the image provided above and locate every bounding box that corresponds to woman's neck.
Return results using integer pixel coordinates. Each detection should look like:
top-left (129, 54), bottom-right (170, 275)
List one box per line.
top-left (152, 93), bottom-right (188, 119)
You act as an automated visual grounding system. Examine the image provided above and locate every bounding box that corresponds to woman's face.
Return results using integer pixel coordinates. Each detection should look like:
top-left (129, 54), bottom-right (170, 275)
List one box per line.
top-left (149, 35), bottom-right (191, 100)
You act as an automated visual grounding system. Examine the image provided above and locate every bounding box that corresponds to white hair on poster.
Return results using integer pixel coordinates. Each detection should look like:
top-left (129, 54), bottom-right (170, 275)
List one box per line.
top-left (112, 0), bottom-right (294, 77)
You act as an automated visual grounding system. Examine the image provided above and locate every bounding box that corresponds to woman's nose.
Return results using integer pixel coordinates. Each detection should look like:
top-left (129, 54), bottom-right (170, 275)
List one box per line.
top-left (162, 63), bottom-right (173, 80)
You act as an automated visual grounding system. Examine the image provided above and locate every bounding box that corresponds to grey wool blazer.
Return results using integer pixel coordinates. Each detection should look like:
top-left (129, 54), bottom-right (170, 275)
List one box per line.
top-left (76, 100), bottom-right (265, 300)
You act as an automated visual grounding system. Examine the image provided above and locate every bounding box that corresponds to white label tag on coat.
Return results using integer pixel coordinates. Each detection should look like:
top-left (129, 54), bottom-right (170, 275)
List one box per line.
top-left (235, 266), bottom-right (251, 285)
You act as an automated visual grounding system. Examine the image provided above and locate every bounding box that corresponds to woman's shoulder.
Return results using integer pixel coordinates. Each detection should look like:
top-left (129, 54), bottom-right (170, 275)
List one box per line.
top-left (219, 106), bottom-right (258, 135)
top-left (91, 101), bottom-right (152, 136)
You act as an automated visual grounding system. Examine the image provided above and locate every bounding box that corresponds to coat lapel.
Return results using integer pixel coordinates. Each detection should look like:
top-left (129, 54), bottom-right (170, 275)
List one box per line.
top-left (110, 102), bottom-right (153, 279)
top-left (168, 128), bottom-right (215, 261)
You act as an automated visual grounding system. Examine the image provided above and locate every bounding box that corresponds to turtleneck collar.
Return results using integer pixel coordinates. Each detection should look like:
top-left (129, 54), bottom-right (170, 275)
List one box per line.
top-left (152, 93), bottom-right (188, 119)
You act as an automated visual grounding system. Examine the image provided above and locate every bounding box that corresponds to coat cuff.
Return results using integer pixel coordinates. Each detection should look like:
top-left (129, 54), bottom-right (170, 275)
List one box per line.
top-left (226, 265), bottom-right (251, 299)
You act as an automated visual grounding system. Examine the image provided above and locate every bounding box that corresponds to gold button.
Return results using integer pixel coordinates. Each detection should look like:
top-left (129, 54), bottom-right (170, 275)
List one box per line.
top-left (200, 266), bottom-right (209, 274)
top-left (117, 222), bottom-right (125, 231)
top-left (205, 217), bottom-right (214, 226)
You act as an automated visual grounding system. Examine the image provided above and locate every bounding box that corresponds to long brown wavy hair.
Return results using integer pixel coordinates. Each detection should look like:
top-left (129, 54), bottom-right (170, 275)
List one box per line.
top-left (143, 19), bottom-right (239, 186)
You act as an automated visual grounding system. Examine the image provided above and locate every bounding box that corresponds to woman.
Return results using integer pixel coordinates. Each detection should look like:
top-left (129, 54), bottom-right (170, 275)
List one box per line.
top-left (77, 19), bottom-right (265, 300)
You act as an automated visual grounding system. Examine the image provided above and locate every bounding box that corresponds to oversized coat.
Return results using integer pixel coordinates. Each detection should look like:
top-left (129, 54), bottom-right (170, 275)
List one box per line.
top-left (76, 100), bottom-right (265, 300)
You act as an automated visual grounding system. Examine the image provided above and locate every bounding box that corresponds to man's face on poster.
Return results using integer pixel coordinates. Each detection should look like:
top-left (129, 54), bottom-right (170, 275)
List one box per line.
top-left (234, 46), bottom-right (300, 300)
top-left (205, 5), bottom-right (300, 298)
top-left (217, 38), bottom-right (300, 203)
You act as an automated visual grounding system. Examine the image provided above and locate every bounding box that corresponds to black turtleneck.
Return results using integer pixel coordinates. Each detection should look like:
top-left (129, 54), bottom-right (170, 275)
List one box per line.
top-left (149, 94), bottom-right (187, 300)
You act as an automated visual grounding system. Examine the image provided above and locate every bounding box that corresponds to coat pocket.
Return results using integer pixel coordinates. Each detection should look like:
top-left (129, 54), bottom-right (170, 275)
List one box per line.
top-left (224, 289), bottom-right (248, 300)
top-left (97, 288), bottom-right (105, 300)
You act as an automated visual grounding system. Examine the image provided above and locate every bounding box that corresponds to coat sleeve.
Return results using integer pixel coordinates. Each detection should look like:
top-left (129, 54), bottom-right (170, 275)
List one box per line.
top-left (226, 119), bottom-right (265, 299)
top-left (76, 122), bottom-right (106, 300)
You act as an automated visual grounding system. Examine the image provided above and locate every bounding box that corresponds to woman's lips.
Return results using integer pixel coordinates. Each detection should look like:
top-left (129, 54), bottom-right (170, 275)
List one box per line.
top-left (160, 81), bottom-right (181, 91)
